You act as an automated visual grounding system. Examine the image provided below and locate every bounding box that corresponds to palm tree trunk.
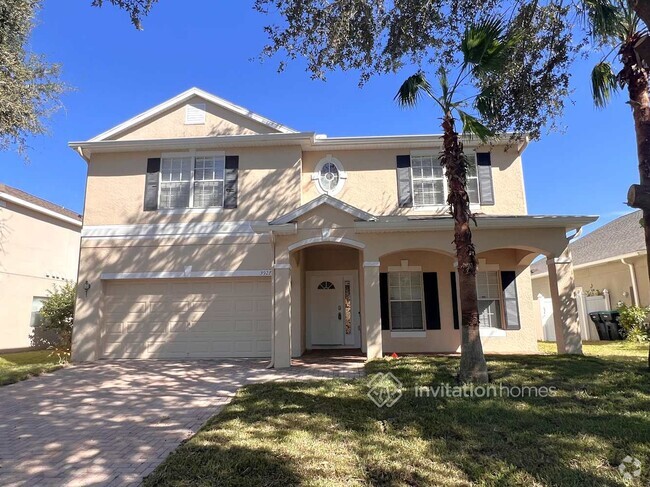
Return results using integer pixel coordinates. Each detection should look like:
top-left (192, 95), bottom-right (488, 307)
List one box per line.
top-left (622, 39), bottom-right (650, 370)
top-left (441, 113), bottom-right (489, 383)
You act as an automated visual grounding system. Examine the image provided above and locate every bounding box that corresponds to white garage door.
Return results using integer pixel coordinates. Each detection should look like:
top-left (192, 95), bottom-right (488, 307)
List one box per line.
top-left (101, 278), bottom-right (272, 359)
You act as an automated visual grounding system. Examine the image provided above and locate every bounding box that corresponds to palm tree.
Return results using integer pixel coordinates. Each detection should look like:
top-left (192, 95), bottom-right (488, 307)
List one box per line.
top-left (395, 18), bottom-right (517, 383)
top-left (587, 1), bottom-right (650, 368)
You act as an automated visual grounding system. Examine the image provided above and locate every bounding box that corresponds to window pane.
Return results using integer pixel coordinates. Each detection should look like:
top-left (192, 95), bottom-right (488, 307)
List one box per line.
top-left (161, 157), bottom-right (191, 182)
top-left (388, 272), bottom-right (424, 330)
top-left (319, 162), bottom-right (340, 191)
top-left (479, 299), bottom-right (502, 328)
top-left (193, 181), bottom-right (224, 208)
top-left (466, 154), bottom-right (477, 177)
top-left (467, 178), bottom-right (479, 204)
top-left (160, 182), bottom-right (190, 209)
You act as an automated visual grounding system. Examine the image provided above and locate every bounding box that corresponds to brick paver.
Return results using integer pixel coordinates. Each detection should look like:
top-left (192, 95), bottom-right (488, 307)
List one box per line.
top-left (0, 354), bottom-right (364, 486)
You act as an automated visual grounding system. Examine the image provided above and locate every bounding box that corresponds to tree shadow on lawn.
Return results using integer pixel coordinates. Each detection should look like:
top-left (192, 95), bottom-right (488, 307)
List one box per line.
top-left (145, 354), bottom-right (650, 486)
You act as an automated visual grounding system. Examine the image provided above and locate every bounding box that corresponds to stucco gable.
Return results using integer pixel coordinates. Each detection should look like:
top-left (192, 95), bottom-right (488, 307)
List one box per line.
top-left (271, 195), bottom-right (376, 227)
top-left (92, 88), bottom-right (296, 142)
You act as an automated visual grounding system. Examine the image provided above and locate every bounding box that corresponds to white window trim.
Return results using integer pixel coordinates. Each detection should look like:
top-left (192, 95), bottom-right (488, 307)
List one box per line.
top-left (185, 103), bottom-right (206, 125)
top-left (158, 151), bottom-right (226, 210)
top-left (410, 150), bottom-right (481, 208)
top-left (312, 155), bottom-right (347, 196)
top-left (388, 270), bottom-right (427, 332)
top-left (476, 267), bottom-right (507, 332)
top-left (390, 331), bottom-right (427, 338)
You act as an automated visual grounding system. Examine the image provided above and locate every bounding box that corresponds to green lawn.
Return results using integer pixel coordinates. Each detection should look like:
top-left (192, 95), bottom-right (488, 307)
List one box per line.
top-left (538, 340), bottom-right (649, 361)
top-left (0, 349), bottom-right (67, 386)
top-left (145, 342), bottom-right (650, 487)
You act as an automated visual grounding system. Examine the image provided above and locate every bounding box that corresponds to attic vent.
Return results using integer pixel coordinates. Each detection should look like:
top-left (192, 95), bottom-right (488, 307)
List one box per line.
top-left (185, 103), bottom-right (206, 125)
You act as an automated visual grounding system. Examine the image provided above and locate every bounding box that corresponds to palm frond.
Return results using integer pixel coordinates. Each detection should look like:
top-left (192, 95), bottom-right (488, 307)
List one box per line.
top-left (394, 71), bottom-right (434, 108)
top-left (457, 109), bottom-right (494, 143)
top-left (591, 61), bottom-right (619, 108)
top-left (461, 17), bottom-right (515, 74)
top-left (581, 0), bottom-right (624, 42)
top-left (474, 86), bottom-right (498, 121)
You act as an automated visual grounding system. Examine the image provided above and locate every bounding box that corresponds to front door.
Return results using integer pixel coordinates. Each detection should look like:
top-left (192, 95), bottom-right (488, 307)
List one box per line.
top-left (308, 272), bottom-right (360, 348)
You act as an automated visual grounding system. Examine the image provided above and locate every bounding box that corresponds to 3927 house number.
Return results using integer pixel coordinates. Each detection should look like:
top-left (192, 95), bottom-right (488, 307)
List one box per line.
top-left (259, 270), bottom-right (272, 277)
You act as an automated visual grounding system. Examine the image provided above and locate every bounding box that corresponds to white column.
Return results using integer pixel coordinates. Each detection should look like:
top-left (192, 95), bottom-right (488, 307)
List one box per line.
top-left (546, 248), bottom-right (582, 354)
top-left (273, 263), bottom-right (292, 368)
top-left (363, 261), bottom-right (383, 360)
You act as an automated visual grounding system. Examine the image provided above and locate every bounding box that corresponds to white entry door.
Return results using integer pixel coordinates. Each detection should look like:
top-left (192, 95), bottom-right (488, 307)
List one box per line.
top-left (308, 272), bottom-right (360, 348)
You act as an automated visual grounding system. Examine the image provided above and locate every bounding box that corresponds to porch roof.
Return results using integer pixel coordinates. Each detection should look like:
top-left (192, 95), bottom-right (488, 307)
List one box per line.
top-left (354, 214), bottom-right (598, 233)
top-left (269, 195), bottom-right (377, 225)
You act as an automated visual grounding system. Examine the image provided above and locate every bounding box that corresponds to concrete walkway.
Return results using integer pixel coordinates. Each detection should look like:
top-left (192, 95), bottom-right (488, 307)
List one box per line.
top-left (0, 355), bottom-right (364, 487)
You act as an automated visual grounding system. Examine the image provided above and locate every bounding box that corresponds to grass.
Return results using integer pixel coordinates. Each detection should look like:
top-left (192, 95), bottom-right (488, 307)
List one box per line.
top-left (538, 340), bottom-right (649, 361)
top-left (0, 349), bottom-right (67, 386)
top-left (144, 342), bottom-right (650, 487)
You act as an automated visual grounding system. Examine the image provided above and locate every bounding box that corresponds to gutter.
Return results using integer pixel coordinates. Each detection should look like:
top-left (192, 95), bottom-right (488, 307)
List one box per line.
top-left (621, 258), bottom-right (641, 305)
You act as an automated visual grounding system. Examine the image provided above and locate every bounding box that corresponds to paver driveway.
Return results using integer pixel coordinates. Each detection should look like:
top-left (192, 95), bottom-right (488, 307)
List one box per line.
top-left (0, 356), bottom-right (364, 487)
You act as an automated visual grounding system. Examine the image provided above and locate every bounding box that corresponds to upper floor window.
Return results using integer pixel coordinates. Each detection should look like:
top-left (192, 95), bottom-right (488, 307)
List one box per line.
top-left (313, 155), bottom-right (347, 196)
top-left (159, 153), bottom-right (225, 209)
top-left (411, 153), bottom-right (479, 207)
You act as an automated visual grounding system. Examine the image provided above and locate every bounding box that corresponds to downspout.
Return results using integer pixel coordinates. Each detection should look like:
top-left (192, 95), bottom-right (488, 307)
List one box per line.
top-left (267, 233), bottom-right (276, 369)
top-left (621, 258), bottom-right (641, 305)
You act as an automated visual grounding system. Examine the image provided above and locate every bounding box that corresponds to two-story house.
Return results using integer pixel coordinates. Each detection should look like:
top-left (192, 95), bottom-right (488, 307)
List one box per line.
top-left (69, 88), bottom-right (595, 366)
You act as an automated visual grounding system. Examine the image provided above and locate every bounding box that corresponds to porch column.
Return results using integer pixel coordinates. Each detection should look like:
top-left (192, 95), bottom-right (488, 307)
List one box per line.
top-left (273, 263), bottom-right (292, 368)
top-left (363, 261), bottom-right (383, 360)
top-left (546, 248), bottom-right (582, 354)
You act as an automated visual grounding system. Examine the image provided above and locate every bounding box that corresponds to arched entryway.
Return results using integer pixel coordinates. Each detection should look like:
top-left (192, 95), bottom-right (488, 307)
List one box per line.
top-left (289, 243), bottom-right (363, 356)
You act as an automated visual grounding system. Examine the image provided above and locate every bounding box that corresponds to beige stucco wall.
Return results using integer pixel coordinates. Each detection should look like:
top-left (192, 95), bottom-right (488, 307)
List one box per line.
top-left (111, 97), bottom-right (282, 141)
top-left (532, 255), bottom-right (650, 308)
top-left (0, 201), bottom-right (81, 350)
top-left (302, 145), bottom-right (527, 216)
top-left (83, 146), bottom-right (303, 226)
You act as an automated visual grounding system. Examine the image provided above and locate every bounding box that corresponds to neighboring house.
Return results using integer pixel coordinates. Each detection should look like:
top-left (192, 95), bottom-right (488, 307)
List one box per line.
top-left (0, 184), bottom-right (82, 351)
top-left (532, 210), bottom-right (648, 340)
top-left (68, 87), bottom-right (596, 366)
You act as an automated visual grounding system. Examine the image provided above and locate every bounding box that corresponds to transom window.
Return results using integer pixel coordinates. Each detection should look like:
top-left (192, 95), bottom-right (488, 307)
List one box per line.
top-left (389, 272), bottom-right (425, 330)
top-left (411, 153), bottom-right (479, 206)
top-left (476, 271), bottom-right (502, 329)
top-left (159, 154), bottom-right (225, 209)
top-left (317, 281), bottom-right (336, 290)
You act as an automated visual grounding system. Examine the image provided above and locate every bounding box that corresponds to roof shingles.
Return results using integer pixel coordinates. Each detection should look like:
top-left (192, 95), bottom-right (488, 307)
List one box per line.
top-left (530, 210), bottom-right (645, 275)
top-left (0, 183), bottom-right (82, 222)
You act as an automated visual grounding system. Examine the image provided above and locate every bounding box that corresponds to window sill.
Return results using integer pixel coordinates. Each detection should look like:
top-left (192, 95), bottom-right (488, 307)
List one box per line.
top-left (157, 207), bottom-right (224, 215)
top-left (480, 328), bottom-right (506, 337)
top-left (390, 331), bottom-right (426, 338)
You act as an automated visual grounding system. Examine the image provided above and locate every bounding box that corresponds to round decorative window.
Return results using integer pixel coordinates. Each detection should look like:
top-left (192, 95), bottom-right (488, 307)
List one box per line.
top-left (312, 156), bottom-right (347, 195)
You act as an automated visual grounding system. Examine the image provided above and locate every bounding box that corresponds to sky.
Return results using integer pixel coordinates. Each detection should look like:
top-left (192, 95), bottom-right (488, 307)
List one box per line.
top-left (0, 1), bottom-right (639, 233)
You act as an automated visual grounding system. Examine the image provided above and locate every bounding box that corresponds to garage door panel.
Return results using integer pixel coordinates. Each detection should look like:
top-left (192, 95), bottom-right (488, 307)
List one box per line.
top-left (101, 278), bottom-right (271, 359)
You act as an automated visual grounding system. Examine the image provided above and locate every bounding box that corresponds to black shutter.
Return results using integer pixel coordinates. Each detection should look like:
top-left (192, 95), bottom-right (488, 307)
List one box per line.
top-left (423, 272), bottom-right (441, 330)
top-left (143, 158), bottom-right (161, 211)
top-left (501, 271), bottom-right (521, 330)
top-left (450, 272), bottom-right (460, 330)
top-left (396, 155), bottom-right (413, 208)
top-left (380, 273), bottom-right (390, 330)
top-left (224, 155), bottom-right (239, 209)
top-left (477, 152), bottom-right (495, 205)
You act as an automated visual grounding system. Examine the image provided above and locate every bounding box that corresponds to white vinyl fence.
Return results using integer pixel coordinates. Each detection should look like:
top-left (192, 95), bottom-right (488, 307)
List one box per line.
top-left (538, 288), bottom-right (611, 342)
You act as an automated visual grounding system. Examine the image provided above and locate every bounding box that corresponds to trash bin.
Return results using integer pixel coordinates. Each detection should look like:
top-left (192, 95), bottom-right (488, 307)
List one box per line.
top-left (599, 311), bottom-right (625, 340)
top-left (589, 312), bottom-right (609, 340)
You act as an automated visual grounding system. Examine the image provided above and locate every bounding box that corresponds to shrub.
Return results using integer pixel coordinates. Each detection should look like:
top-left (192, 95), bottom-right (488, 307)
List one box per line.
top-left (32, 282), bottom-right (76, 351)
top-left (617, 302), bottom-right (650, 343)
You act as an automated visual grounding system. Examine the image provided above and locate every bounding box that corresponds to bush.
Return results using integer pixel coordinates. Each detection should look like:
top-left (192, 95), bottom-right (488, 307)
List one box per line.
top-left (617, 302), bottom-right (650, 343)
top-left (32, 282), bottom-right (76, 351)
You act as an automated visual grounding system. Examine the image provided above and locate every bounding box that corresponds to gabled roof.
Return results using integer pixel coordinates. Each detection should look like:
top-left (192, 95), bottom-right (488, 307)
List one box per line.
top-left (530, 210), bottom-right (644, 276)
top-left (270, 195), bottom-right (377, 225)
top-left (0, 183), bottom-right (83, 226)
top-left (89, 87), bottom-right (297, 142)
